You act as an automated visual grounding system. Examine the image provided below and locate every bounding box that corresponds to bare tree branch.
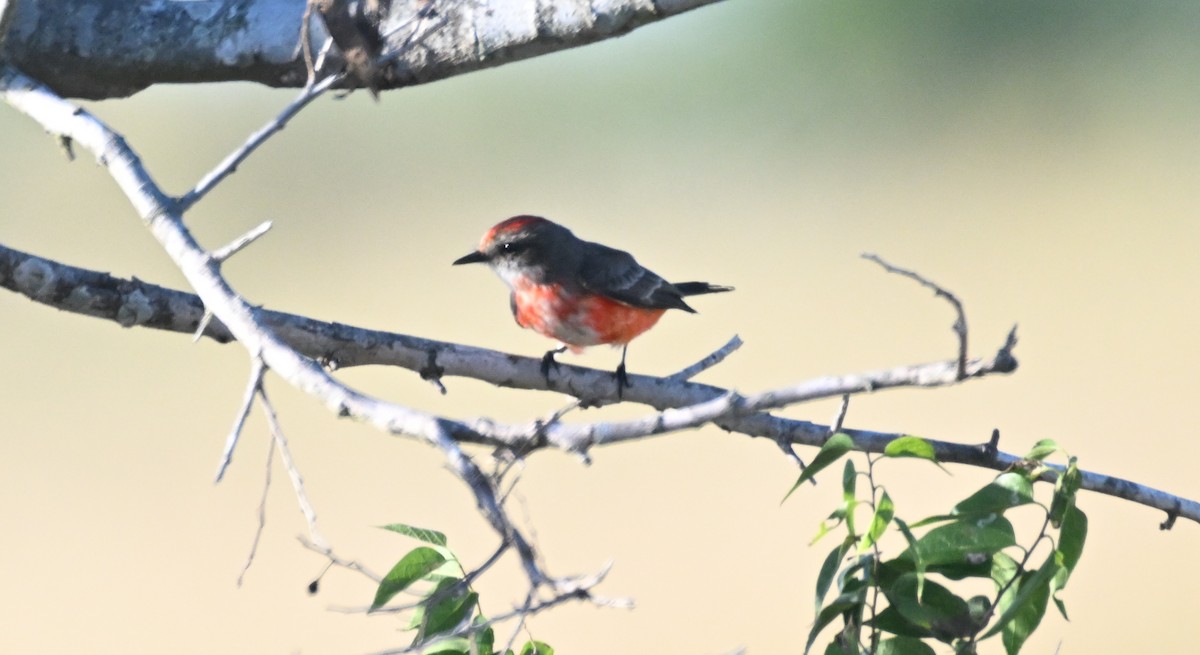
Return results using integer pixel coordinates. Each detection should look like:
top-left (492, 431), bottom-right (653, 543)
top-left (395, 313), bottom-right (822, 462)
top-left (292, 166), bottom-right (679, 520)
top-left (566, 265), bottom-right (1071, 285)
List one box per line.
top-left (0, 65), bottom-right (560, 597)
top-left (863, 252), bottom-right (970, 379)
top-left (215, 358), bottom-right (267, 483)
top-left (3, 0), bottom-right (728, 99)
top-left (260, 381), bottom-right (329, 549)
top-left (239, 434), bottom-right (277, 587)
top-left (667, 335), bottom-right (743, 381)
top-left (2, 234), bottom-right (1195, 525)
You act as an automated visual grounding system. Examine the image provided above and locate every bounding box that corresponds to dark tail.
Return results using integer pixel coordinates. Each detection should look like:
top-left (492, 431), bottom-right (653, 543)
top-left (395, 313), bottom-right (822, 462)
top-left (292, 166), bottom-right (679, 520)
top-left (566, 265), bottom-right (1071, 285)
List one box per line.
top-left (674, 281), bottom-right (734, 297)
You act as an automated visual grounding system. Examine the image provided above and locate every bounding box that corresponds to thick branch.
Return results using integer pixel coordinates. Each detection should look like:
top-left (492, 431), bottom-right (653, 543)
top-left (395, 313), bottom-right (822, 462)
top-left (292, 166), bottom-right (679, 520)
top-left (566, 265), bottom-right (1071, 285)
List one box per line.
top-left (1, 0), bottom-right (726, 99)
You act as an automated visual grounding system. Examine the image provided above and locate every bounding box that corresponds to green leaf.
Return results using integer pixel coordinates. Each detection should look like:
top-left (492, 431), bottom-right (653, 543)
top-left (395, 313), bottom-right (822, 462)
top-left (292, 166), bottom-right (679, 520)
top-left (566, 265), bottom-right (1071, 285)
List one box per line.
top-left (1025, 439), bottom-right (1058, 461)
top-left (905, 514), bottom-right (959, 529)
top-left (418, 639), bottom-right (468, 655)
top-left (473, 619), bottom-right (495, 655)
top-left (404, 577), bottom-right (444, 630)
top-left (1051, 504), bottom-right (1087, 618)
top-left (877, 636), bottom-right (937, 655)
top-left (1049, 457), bottom-right (1082, 527)
top-left (1053, 595), bottom-right (1069, 621)
top-left (953, 473), bottom-right (1035, 517)
top-left (1000, 569), bottom-right (1052, 655)
top-left (380, 524), bottom-right (449, 547)
top-left (894, 518), bottom-right (925, 598)
top-left (371, 547), bottom-right (448, 611)
top-left (415, 589), bottom-right (477, 644)
top-left (882, 573), bottom-right (973, 641)
top-left (842, 459), bottom-right (859, 537)
top-left (925, 560), bottom-right (994, 581)
top-left (884, 436), bottom-right (938, 462)
top-left (518, 641), bottom-right (554, 655)
top-left (1055, 505), bottom-right (1087, 587)
top-left (861, 490), bottom-right (895, 552)
top-left (805, 585), bottom-right (867, 654)
top-left (842, 459), bottom-right (857, 500)
top-left (967, 595), bottom-right (992, 630)
top-left (815, 538), bottom-right (852, 612)
top-left (988, 552), bottom-right (1019, 630)
top-left (784, 433), bottom-right (855, 502)
top-left (984, 552), bottom-right (1061, 642)
top-left (900, 516), bottom-right (1016, 568)
top-left (811, 516), bottom-right (836, 544)
top-left (811, 505), bottom-right (851, 545)
top-left (871, 605), bottom-right (933, 639)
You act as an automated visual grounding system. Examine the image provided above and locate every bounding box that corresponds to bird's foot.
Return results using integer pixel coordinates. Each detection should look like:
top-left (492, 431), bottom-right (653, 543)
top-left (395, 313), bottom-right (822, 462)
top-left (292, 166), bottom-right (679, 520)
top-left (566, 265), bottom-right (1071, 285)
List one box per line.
top-left (615, 361), bottom-right (630, 400)
top-left (540, 346), bottom-right (567, 385)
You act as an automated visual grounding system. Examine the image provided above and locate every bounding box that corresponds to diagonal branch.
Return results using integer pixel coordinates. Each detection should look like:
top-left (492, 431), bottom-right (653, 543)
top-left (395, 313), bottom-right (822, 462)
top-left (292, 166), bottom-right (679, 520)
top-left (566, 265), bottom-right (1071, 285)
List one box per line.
top-left (0, 63), bottom-right (561, 594)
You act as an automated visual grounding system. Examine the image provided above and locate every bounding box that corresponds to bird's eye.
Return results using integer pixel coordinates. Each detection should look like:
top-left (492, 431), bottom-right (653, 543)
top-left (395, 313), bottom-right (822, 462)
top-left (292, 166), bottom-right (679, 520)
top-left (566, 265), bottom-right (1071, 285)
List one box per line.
top-left (501, 241), bottom-right (527, 254)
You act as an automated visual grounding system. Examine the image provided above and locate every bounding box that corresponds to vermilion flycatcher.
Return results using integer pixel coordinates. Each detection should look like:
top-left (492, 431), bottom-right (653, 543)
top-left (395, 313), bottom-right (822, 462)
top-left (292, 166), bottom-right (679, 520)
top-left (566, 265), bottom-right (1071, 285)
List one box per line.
top-left (453, 215), bottom-right (733, 397)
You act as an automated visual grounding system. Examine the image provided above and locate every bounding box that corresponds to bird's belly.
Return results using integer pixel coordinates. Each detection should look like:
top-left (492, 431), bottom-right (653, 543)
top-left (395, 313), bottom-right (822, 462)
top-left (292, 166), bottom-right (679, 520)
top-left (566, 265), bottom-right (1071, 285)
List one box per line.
top-left (512, 283), bottom-right (665, 349)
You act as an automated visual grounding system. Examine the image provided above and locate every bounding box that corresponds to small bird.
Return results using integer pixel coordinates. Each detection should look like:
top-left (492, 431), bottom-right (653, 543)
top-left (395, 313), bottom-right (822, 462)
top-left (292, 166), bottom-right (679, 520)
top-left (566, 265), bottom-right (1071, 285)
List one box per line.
top-left (453, 216), bottom-right (732, 398)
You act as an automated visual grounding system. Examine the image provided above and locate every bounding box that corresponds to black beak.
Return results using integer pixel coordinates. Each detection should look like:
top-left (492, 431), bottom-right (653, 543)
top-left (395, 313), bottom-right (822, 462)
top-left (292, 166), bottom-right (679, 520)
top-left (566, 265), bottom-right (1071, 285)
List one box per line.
top-left (453, 250), bottom-right (489, 266)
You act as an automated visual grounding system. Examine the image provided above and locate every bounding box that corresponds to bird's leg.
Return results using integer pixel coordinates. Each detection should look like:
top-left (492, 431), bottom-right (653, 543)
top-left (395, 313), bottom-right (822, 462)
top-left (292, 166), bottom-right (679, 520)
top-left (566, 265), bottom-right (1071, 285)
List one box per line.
top-left (615, 344), bottom-right (630, 400)
top-left (540, 345), bottom-right (568, 384)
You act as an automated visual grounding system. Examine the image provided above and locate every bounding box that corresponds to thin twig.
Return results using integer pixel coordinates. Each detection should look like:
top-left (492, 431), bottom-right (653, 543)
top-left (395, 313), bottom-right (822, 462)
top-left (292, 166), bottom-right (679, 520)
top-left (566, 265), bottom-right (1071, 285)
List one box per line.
top-left (830, 394), bottom-right (850, 436)
top-left (863, 253), bottom-right (969, 380)
top-left (667, 335), bottom-right (743, 381)
top-left (502, 591), bottom-right (537, 655)
top-left (238, 434), bottom-right (277, 586)
top-left (214, 358), bottom-right (266, 483)
top-left (260, 382), bottom-right (328, 550)
top-left (178, 75), bottom-right (342, 211)
top-left (211, 220), bottom-right (273, 263)
top-left (298, 536), bottom-right (382, 584)
top-left (191, 310), bottom-right (214, 343)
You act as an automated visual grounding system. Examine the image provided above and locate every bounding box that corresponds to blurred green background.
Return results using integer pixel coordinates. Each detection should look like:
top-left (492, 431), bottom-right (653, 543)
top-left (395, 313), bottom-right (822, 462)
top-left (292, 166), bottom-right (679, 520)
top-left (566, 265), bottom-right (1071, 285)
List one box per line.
top-left (2, 0), bottom-right (1198, 652)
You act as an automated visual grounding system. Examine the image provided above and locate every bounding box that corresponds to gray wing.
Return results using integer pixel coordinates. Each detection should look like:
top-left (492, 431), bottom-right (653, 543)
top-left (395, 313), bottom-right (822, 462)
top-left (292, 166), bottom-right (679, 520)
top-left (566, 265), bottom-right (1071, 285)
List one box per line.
top-left (577, 243), bottom-right (695, 312)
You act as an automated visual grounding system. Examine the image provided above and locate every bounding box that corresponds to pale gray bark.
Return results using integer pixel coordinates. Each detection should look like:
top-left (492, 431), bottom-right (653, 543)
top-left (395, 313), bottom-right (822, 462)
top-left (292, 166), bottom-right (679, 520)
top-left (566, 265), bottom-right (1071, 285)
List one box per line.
top-left (0, 0), bottom-right (724, 99)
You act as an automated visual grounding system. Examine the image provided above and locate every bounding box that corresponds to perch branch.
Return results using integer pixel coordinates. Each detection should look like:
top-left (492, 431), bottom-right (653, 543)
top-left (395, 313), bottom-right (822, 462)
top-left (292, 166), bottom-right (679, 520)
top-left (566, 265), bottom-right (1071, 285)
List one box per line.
top-left (1, 238), bottom-right (1194, 525)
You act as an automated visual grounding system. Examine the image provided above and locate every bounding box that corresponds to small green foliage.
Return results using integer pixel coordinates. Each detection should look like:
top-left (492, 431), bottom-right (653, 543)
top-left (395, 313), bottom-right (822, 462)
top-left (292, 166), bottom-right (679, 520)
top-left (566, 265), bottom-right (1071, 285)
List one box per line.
top-left (899, 517), bottom-right (1016, 568)
top-left (519, 640), bottom-right (554, 655)
top-left (952, 473), bottom-right (1035, 517)
top-left (884, 436), bottom-right (938, 463)
top-left (815, 538), bottom-right (854, 610)
top-left (792, 442), bottom-right (1087, 654)
top-left (877, 635), bottom-right (937, 655)
top-left (862, 490), bottom-right (895, 552)
top-left (1024, 439), bottom-right (1059, 461)
top-left (372, 547), bottom-right (448, 611)
top-left (380, 523), bottom-right (449, 547)
top-left (785, 433), bottom-right (855, 502)
top-left (1049, 457), bottom-right (1082, 528)
top-left (372, 524), bottom-right (552, 655)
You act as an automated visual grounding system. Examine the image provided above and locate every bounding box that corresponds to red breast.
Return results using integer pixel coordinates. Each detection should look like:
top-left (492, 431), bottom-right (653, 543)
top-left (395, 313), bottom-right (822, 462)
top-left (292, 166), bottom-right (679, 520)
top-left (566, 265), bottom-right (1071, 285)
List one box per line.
top-left (512, 278), bottom-right (666, 350)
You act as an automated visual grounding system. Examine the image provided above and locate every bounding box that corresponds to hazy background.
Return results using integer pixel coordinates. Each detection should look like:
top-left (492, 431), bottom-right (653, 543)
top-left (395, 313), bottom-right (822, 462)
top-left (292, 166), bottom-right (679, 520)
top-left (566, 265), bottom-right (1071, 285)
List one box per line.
top-left (2, 0), bottom-right (1198, 652)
